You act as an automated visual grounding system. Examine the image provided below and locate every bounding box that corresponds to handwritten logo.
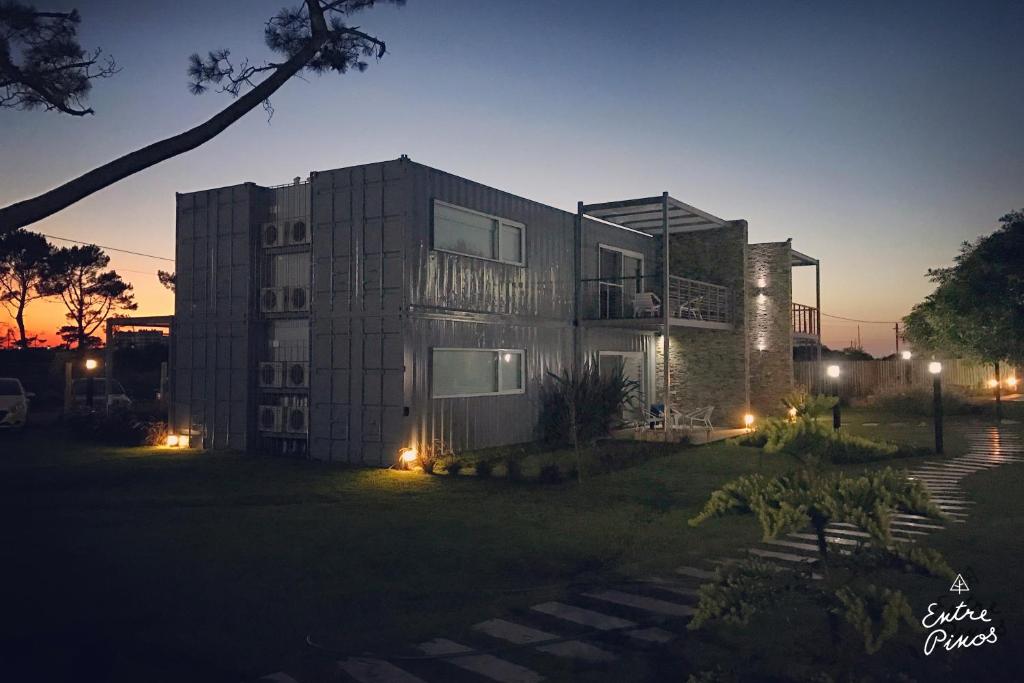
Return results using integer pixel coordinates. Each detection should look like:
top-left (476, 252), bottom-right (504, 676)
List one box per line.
top-left (921, 573), bottom-right (998, 655)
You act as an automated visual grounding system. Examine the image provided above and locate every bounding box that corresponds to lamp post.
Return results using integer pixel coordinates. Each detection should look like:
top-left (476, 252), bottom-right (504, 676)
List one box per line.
top-left (826, 364), bottom-right (841, 430)
top-left (901, 350), bottom-right (912, 385)
top-left (929, 361), bottom-right (943, 455)
top-left (84, 358), bottom-right (99, 411)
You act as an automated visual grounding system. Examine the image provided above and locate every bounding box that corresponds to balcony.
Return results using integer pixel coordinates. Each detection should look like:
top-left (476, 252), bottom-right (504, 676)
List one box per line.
top-left (580, 274), bottom-right (732, 330)
top-left (792, 303), bottom-right (819, 344)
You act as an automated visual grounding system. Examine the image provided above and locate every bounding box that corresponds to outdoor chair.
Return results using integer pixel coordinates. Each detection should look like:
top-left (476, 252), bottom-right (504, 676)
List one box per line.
top-left (635, 404), bottom-right (665, 431)
top-left (676, 295), bottom-right (704, 320)
top-left (675, 405), bottom-right (714, 431)
top-left (632, 292), bottom-right (662, 318)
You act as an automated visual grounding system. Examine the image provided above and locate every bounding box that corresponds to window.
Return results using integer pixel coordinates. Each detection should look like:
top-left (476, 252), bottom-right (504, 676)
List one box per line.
top-left (432, 348), bottom-right (526, 398)
top-left (433, 200), bottom-right (525, 265)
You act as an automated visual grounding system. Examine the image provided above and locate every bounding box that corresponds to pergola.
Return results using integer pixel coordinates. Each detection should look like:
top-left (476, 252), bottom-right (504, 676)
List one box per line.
top-left (578, 194), bottom-right (732, 435)
top-left (104, 315), bottom-right (174, 415)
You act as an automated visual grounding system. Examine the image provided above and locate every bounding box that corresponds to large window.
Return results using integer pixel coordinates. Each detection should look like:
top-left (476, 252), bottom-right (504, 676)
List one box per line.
top-left (432, 348), bottom-right (525, 398)
top-left (433, 200), bottom-right (525, 265)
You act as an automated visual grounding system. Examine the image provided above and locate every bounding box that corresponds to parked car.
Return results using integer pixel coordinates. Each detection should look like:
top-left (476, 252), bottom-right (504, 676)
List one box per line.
top-left (72, 378), bottom-right (132, 411)
top-left (0, 378), bottom-right (32, 430)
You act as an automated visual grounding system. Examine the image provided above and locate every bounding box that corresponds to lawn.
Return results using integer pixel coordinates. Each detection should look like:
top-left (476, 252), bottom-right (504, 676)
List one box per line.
top-left (0, 405), bottom-right (1019, 681)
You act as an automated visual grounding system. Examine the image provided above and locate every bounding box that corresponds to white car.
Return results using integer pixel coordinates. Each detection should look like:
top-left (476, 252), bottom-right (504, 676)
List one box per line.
top-left (0, 378), bottom-right (32, 430)
top-left (72, 378), bottom-right (133, 411)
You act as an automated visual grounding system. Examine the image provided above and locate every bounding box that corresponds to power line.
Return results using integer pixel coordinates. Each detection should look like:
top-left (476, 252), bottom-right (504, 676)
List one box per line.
top-left (821, 312), bottom-right (898, 325)
top-left (40, 233), bottom-right (175, 263)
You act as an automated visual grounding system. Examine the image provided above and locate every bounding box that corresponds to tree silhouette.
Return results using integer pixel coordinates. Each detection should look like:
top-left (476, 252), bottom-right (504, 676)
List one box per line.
top-left (43, 244), bottom-right (137, 348)
top-left (157, 270), bottom-right (175, 292)
top-left (0, 2), bottom-right (118, 116)
top-left (903, 210), bottom-right (1024, 418)
top-left (0, 0), bottom-right (403, 231)
top-left (0, 228), bottom-right (54, 347)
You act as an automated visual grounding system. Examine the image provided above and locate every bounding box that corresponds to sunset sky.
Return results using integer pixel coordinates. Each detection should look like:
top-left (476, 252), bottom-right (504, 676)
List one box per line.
top-left (2, 0), bottom-right (1022, 355)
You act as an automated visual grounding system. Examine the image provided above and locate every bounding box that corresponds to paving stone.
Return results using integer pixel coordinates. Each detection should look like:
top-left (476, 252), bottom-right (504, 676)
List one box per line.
top-left (531, 602), bottom-right (636, 631)
top-left (748, 548), bottom-right (817, 563)
top-left (416, 638), bottom-right (543, 683)
top-left (675, 566), bottom-right (717, 580)
top-left (338, 657), bottom-right (428, 683)
top-left (262, 673), bottom-right (300, 683)
top-left (624, 627), bottom-right (676, 643)
top-left (582, 589), bottom-right (696, 617)
top-left (472, 619), bottom-right (617, 663)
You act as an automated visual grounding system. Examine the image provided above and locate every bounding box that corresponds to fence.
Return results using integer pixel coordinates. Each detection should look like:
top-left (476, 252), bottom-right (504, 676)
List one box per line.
top-left (794, 358), bottom-right (1013, 398)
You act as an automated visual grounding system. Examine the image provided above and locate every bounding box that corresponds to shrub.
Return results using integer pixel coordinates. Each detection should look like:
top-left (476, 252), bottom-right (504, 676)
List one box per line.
top-left (539, 361), bottom-right (638, 446)
top-left (505, 456), bottom-right (523, 482)
top-left (745, 417), bottom-right (899, 464)
top-left (474, 460), bottom-right (493, 478)
top-left (871, 386), bottom-right (978, 416)
top-left (781, 389), bottom-right (838, 418)
top-left (538, 463), bottom-right (564, 484)
top-left (445, 461), bottom-right (464, 477)
top-left (66, 411), bottom-right (167, 447)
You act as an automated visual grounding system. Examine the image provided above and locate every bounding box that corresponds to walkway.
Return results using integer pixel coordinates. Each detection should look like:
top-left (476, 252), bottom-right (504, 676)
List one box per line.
top-left (261, 426), bottom-right (1021, 683)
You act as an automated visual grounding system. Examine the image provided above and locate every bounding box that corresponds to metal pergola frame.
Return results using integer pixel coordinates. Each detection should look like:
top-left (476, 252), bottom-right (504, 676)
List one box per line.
top-left (104, 315), bottom-right (174, 417)
top-left (577, 195), bottom-right (731, 436)
top-left (790, 250), bottom-right (823, 387)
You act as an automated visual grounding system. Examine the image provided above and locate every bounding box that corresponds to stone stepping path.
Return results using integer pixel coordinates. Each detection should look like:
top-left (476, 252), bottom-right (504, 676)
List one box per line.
top-left (261, 427), bottom-right (1021, 683)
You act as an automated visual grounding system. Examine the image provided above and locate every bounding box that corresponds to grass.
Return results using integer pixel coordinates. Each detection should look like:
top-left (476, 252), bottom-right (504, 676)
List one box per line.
top-left (0, 407), bottom-right (1019, 681)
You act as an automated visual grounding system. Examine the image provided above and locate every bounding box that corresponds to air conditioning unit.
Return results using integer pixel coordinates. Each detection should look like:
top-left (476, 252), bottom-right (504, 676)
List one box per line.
top-left (284, 405), bottom-right (308, 434)
top-left (260, 287), bottom-right (287, 313)
top-left (258, 361), bottom-right (283, 388)
top-left (288, 285), bottom-right (310, 313)
top-left (262, 222), bottom-right (283, 248)
top-left (284, 361), bottom-right (309, 388)
top-left (258, 405), bottom-right (283, 432)
top-left (287, 219), bottom-right (310, 246)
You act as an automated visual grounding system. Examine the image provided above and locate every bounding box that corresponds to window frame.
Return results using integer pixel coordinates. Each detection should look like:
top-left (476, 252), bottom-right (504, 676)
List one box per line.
top-left (430, 347), bottom-right (527, 399)
top-left (432, 199), bottom-right (526, 267)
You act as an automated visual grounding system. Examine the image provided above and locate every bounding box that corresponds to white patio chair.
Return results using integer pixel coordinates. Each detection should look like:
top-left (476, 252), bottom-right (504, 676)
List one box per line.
top-left (634, 406), bottom-right (665, 431)
top-left (677, 295), bottom-right (704, 320)
top-left (632, 292), bottom-right (662, 318)
top-left (678, 406), bottom-right (714, 431)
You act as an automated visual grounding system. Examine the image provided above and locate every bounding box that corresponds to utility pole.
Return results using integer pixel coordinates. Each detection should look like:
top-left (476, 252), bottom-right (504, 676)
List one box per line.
top-left (894, 322), bottom-right (900, 357)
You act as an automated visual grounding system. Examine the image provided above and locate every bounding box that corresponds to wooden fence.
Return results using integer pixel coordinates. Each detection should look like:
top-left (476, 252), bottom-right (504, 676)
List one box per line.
top-left (794, 358), bottom-right (1013, 398)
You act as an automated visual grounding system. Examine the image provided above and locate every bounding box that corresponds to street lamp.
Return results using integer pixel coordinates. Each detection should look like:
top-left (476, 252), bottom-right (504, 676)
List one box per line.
top-left (900, 350), bottom-right (913, 385)
top-left (929, 361), bottom-right (943, 454)
top-left (84, 358), bottom-right (99, 411)
top-left (826, 364), bottom-right (841, 430)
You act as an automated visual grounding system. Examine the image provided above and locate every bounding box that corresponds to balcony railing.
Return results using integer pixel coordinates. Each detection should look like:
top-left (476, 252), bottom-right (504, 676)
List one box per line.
top-left (580, 275), bottom-right (731, 324)
top-left (792, 303), bottom-right (818, 338)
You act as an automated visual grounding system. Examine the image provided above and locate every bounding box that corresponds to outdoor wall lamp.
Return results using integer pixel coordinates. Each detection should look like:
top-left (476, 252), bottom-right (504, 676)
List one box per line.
top-left (826, 364), bottom-right (841, 379)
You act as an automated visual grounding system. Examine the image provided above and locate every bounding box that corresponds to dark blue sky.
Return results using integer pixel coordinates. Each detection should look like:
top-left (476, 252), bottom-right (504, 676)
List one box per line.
top-left (2, 0), bottom-right (1022, 353)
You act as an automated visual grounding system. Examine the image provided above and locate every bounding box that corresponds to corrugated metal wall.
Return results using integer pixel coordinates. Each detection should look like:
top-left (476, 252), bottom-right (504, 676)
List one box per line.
top-left (308, 161), bottom-right (407, 465)
top-left (403, 162), bottom-right (579, 456)
top-left (172, 184), bottom-right (256, 450)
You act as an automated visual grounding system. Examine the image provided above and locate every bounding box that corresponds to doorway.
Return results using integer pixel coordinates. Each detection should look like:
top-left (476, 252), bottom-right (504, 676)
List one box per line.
top-left (598, 351), bottom-right (646, 423)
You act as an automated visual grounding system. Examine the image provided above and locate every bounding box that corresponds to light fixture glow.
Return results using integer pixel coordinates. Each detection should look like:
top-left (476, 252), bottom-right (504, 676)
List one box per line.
top-left (788, 407), bottom-right (798, 418)
top-left (743, 413), bottom-right (755, 427)
top-left (84, 358), bottom-right (98, 371)
top-left (399, 447), bottom-right (418, 464)
top-left (826, 365), bottom-right (841, 379)
top-left (756, 342), bottom-right (766, 351)
top-left (165, 434), bottom-right (180, 447)
top-left (503, 353), bottom-right (512, 362)
top-left (1007, 377), bottom-right (1019, 388)
top-left (928, 361), bottom-right (942, 375)
top-left (987, 378), bottom-right (999, 389)
top-left (901, 350), bottom-right (912, 360)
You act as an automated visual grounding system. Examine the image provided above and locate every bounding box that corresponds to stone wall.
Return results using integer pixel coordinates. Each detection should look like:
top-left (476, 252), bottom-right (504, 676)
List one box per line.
top-left (747, 241), bottom-right (794, 415)
top-left (653, 221), bottom-right (750, 427)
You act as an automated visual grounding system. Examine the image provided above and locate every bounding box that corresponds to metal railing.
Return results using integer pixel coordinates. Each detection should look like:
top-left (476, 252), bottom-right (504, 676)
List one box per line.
top-left (579, 275), bottom-right (731, 324)
top-left (792, 303), bottom-right (818, 337)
